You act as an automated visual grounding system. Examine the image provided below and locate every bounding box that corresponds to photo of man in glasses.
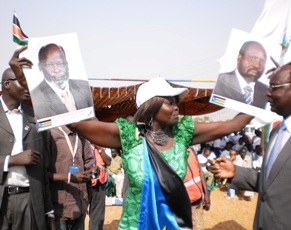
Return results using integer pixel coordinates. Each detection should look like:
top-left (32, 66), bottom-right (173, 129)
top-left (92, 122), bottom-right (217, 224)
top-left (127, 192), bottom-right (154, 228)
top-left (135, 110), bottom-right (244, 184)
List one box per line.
top-left (213, 41), bottom-right (269, 109)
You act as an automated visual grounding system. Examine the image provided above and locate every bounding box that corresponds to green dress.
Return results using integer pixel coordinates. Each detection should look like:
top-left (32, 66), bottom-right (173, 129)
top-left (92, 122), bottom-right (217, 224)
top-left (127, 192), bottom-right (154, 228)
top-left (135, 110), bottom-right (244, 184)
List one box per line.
top-left (115, 116), bottom-right (194, 230)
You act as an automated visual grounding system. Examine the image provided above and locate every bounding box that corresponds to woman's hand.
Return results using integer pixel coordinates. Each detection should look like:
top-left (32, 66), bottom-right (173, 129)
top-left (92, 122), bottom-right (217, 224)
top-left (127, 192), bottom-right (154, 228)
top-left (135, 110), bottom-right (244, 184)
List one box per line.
top-left (8, 46), bottom-right (32, 90)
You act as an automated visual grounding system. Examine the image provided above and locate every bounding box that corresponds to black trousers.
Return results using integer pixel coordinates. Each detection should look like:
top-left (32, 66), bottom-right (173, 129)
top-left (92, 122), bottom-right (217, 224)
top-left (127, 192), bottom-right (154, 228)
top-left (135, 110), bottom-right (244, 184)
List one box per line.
top-left (88, 183), bottom-right (106, 230)
top-left (0, 192), bottom-right (38, 230)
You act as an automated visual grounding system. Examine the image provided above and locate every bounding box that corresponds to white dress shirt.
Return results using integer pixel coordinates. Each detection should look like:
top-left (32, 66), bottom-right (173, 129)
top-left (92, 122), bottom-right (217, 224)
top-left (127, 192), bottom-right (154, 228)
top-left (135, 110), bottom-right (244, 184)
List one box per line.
top-left (1, 97), bottom-right (29, 187)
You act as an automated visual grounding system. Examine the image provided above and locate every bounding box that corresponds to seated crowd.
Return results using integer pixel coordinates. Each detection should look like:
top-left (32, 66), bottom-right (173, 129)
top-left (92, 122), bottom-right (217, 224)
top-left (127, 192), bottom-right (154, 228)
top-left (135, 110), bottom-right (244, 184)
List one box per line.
top-left (194, 129), bottom-right (263, 201)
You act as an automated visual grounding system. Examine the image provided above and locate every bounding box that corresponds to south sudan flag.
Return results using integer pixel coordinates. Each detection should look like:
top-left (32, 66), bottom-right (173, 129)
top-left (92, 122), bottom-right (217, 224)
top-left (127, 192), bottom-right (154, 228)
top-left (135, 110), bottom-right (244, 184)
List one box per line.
top-left (138, 139), bottom-right (192, 230)
top-left (12, 12), bottom-right (29, 46)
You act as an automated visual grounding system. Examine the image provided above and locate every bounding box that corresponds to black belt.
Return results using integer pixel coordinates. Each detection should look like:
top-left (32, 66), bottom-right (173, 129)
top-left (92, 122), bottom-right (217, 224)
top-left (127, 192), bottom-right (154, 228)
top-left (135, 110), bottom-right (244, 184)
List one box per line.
top-left (5, 186), bottom-right (30, 195)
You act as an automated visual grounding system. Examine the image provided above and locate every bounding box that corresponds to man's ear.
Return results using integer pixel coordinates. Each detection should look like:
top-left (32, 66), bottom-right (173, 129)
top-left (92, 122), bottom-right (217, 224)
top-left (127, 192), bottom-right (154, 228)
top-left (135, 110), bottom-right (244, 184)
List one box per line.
top-left (3, 80), bottom-right (11, 90)
top-left (38, 63), bottom-right (42, 72)
top-left (237, 54), bottom-right (242, 64)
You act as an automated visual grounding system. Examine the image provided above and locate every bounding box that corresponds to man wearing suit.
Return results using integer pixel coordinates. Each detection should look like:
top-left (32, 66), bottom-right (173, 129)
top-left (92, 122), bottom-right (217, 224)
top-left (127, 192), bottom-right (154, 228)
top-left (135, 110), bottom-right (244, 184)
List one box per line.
top-left (0, 68), bottom-right (54, 229)
top-left (31, 43), bottom-right (93, 120)
top-left (209, 63), bottom-right (291, 229)
top-left (213, 41), bottom-right (268, 109)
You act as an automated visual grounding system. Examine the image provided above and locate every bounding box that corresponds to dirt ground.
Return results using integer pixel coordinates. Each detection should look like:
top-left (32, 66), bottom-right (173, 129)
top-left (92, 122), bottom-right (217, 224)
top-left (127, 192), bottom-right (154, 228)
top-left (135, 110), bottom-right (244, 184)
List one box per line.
top-left (85, 186), bottom-right (257, 230)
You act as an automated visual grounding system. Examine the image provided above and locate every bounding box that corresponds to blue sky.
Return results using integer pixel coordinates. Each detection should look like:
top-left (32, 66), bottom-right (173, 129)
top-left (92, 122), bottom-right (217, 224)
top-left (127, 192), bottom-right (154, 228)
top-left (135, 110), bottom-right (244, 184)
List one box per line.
top-left (0, 1), bottom-right (265, 83)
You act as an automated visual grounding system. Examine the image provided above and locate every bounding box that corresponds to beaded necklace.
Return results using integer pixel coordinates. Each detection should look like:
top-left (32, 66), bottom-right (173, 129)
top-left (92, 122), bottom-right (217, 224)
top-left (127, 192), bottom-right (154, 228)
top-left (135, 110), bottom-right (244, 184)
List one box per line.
top-left (147, 129), bottom-right (168, 146)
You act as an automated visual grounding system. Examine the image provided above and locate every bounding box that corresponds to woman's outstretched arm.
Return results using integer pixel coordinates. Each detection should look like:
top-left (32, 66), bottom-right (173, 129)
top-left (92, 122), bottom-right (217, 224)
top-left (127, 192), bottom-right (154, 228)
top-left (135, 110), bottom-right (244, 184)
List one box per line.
top-left (191, 113), bottom-right (253, 145)
top-left (69, 119), bottom-right (122, 149)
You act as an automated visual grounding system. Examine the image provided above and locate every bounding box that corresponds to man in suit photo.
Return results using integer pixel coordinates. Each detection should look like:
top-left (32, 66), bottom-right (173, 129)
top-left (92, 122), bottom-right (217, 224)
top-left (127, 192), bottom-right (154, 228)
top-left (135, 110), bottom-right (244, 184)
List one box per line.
top-left (31, 43), bottom-right (93, 120)
top-left (0, 68), bottom-right (54, 229)
top-left (209, 62), bottom-right (291, 229)
top-left (213, 41), bottom-right (268, 109)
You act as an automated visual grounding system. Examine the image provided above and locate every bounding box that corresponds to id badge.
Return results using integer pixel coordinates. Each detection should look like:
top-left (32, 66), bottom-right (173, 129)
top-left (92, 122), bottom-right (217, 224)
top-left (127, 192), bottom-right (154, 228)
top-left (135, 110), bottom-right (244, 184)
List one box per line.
top-left (69, 165), bottom-right (80, 173)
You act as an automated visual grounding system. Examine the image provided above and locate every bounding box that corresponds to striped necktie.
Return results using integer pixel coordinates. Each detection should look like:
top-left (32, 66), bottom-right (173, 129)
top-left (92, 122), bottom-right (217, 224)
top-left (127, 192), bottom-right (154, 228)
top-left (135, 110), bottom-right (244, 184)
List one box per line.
top-left (265, 121), bottom-right (286, 181)
top-left (243, 86), bottom-right (252, 105)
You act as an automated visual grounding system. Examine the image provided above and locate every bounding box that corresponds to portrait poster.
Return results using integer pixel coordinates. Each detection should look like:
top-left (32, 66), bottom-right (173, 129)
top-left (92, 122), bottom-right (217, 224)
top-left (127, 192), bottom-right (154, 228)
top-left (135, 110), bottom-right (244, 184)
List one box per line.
top-left (210, 28), bottom-right (281, 126)
top-left (20, 33), bottom-right (95, 132)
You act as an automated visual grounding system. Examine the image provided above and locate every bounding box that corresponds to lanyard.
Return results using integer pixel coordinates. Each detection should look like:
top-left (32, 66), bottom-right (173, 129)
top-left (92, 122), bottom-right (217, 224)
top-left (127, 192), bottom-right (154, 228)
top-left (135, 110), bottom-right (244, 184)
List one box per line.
top-left (58, 127), bottom-right (79, 165)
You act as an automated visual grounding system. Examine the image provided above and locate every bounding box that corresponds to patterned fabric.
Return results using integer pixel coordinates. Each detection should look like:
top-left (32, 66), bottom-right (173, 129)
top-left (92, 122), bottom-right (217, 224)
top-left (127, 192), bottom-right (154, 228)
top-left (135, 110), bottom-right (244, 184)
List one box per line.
top-left (243, 86), bottom-right (252, 104)
top-left (115, 116), bottom-right (194, 230)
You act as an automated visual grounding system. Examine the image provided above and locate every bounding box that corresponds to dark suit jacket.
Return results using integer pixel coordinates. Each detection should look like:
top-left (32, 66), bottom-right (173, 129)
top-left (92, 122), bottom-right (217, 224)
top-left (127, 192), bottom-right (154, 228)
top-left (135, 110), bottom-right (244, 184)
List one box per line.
top-left (0, 103), bottom-right (53, 229)
top-left (231, 125), bottom-right (291, 229)
top-left (31, 79), bottom-right (93, 120)
top-left (213, 70), bottom-right (268, 109)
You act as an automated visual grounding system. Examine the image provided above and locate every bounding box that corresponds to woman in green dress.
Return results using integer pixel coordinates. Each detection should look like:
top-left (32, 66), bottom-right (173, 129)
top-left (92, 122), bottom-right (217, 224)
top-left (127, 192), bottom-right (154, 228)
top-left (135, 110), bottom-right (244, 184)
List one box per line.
top-left (68, 77), bottom-right (251, 230)
top-left (10, 47), bottom-right (252, 230)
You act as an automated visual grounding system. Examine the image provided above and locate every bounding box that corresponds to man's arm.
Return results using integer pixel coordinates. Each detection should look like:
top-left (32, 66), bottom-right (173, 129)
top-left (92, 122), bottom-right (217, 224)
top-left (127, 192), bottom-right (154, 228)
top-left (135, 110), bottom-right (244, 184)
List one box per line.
top-left (99, 147), bottom-right (112, 166)
top-left (209, 157), bottom-right (259, 192)
top-left (230, 166), bottom-right (259, 192)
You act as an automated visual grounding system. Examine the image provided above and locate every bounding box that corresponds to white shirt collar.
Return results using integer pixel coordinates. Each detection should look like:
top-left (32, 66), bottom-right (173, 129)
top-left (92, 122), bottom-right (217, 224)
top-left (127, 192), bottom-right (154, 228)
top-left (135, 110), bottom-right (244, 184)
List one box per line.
top-left (283, 116), bottom-right (291, 133)
top-left (45, 79), bottom-right (70, 95)
top-left (0, 96), bottom-right (22, 113)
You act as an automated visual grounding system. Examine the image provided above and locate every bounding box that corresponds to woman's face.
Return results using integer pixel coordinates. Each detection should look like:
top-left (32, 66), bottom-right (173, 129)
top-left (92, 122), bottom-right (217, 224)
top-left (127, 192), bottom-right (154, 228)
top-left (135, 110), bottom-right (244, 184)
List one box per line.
top-left (154, 96), bottom-right (179, 126)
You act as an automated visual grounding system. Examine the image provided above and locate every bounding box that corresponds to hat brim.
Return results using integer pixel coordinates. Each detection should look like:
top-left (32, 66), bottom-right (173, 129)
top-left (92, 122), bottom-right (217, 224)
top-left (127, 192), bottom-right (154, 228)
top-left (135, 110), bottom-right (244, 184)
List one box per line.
top-left (156, 88), bottom-right (189, 99)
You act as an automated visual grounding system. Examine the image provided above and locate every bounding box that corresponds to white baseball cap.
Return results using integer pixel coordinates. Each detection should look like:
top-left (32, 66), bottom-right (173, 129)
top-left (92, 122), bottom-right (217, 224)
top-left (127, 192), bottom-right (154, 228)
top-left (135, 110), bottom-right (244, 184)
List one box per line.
top-left (136, 77), bottom-right (189, 108)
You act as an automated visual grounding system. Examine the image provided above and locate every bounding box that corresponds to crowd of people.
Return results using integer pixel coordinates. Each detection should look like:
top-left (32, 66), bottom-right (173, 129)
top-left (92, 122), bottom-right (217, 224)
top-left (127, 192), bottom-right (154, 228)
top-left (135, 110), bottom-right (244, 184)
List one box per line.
top-left (193, 130), bottom-right (263, 202)
top-left (1, 43), bottom-right (291, 230)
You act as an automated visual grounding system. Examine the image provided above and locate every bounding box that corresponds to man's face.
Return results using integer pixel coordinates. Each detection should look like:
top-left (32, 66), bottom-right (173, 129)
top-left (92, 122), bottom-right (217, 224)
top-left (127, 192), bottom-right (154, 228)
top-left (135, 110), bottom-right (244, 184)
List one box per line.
top-left (38, 48), bottom-right (69, 90)
top-left (229, 150), bottom-right (236, 161)
top-left (237, 43), bottom-right (266, 84)
top-left (267, 64), bottom-right (291, 118)
top-left (4, 69), bottom-right (30, 103)
top-left (111, 149), bottom-right (117, 158)
top-left (255, 146), bottom-right (262, 155)
top-left (226, 143), bottom-right (232, 150)
top-left (203, 149), bottom-right (211, 157)
top-left (239, 148), bottom-right (247, 158)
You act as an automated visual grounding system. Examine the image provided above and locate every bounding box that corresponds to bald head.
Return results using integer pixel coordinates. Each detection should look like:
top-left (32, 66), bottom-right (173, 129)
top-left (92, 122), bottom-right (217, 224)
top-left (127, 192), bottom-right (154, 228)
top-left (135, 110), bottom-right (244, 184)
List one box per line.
top-left (38, 43), bottom-right (66, 62)
top-left (1, 68), bottom-right (14, 82)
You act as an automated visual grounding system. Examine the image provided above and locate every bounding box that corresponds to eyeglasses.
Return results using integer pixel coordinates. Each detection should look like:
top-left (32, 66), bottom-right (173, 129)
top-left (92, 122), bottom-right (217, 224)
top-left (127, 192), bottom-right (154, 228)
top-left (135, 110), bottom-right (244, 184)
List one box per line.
top-left (1, 78), bottom-right (18, 83)
top-left (42, 63), bottom-right (67, 70)
top-left (268, 82), bottom-right (291, 91)
top-left (244, 54), bottom-right (266, 65)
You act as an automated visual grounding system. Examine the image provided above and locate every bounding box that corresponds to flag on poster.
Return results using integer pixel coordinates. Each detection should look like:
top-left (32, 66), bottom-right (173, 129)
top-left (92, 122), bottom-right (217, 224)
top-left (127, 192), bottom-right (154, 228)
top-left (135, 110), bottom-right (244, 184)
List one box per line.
top-left (12, 12), bottom-right (29, 46)
top-left (281, 33), bottom-right (290, 57)
top-left (210, 95), bottom-right (226, 106)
